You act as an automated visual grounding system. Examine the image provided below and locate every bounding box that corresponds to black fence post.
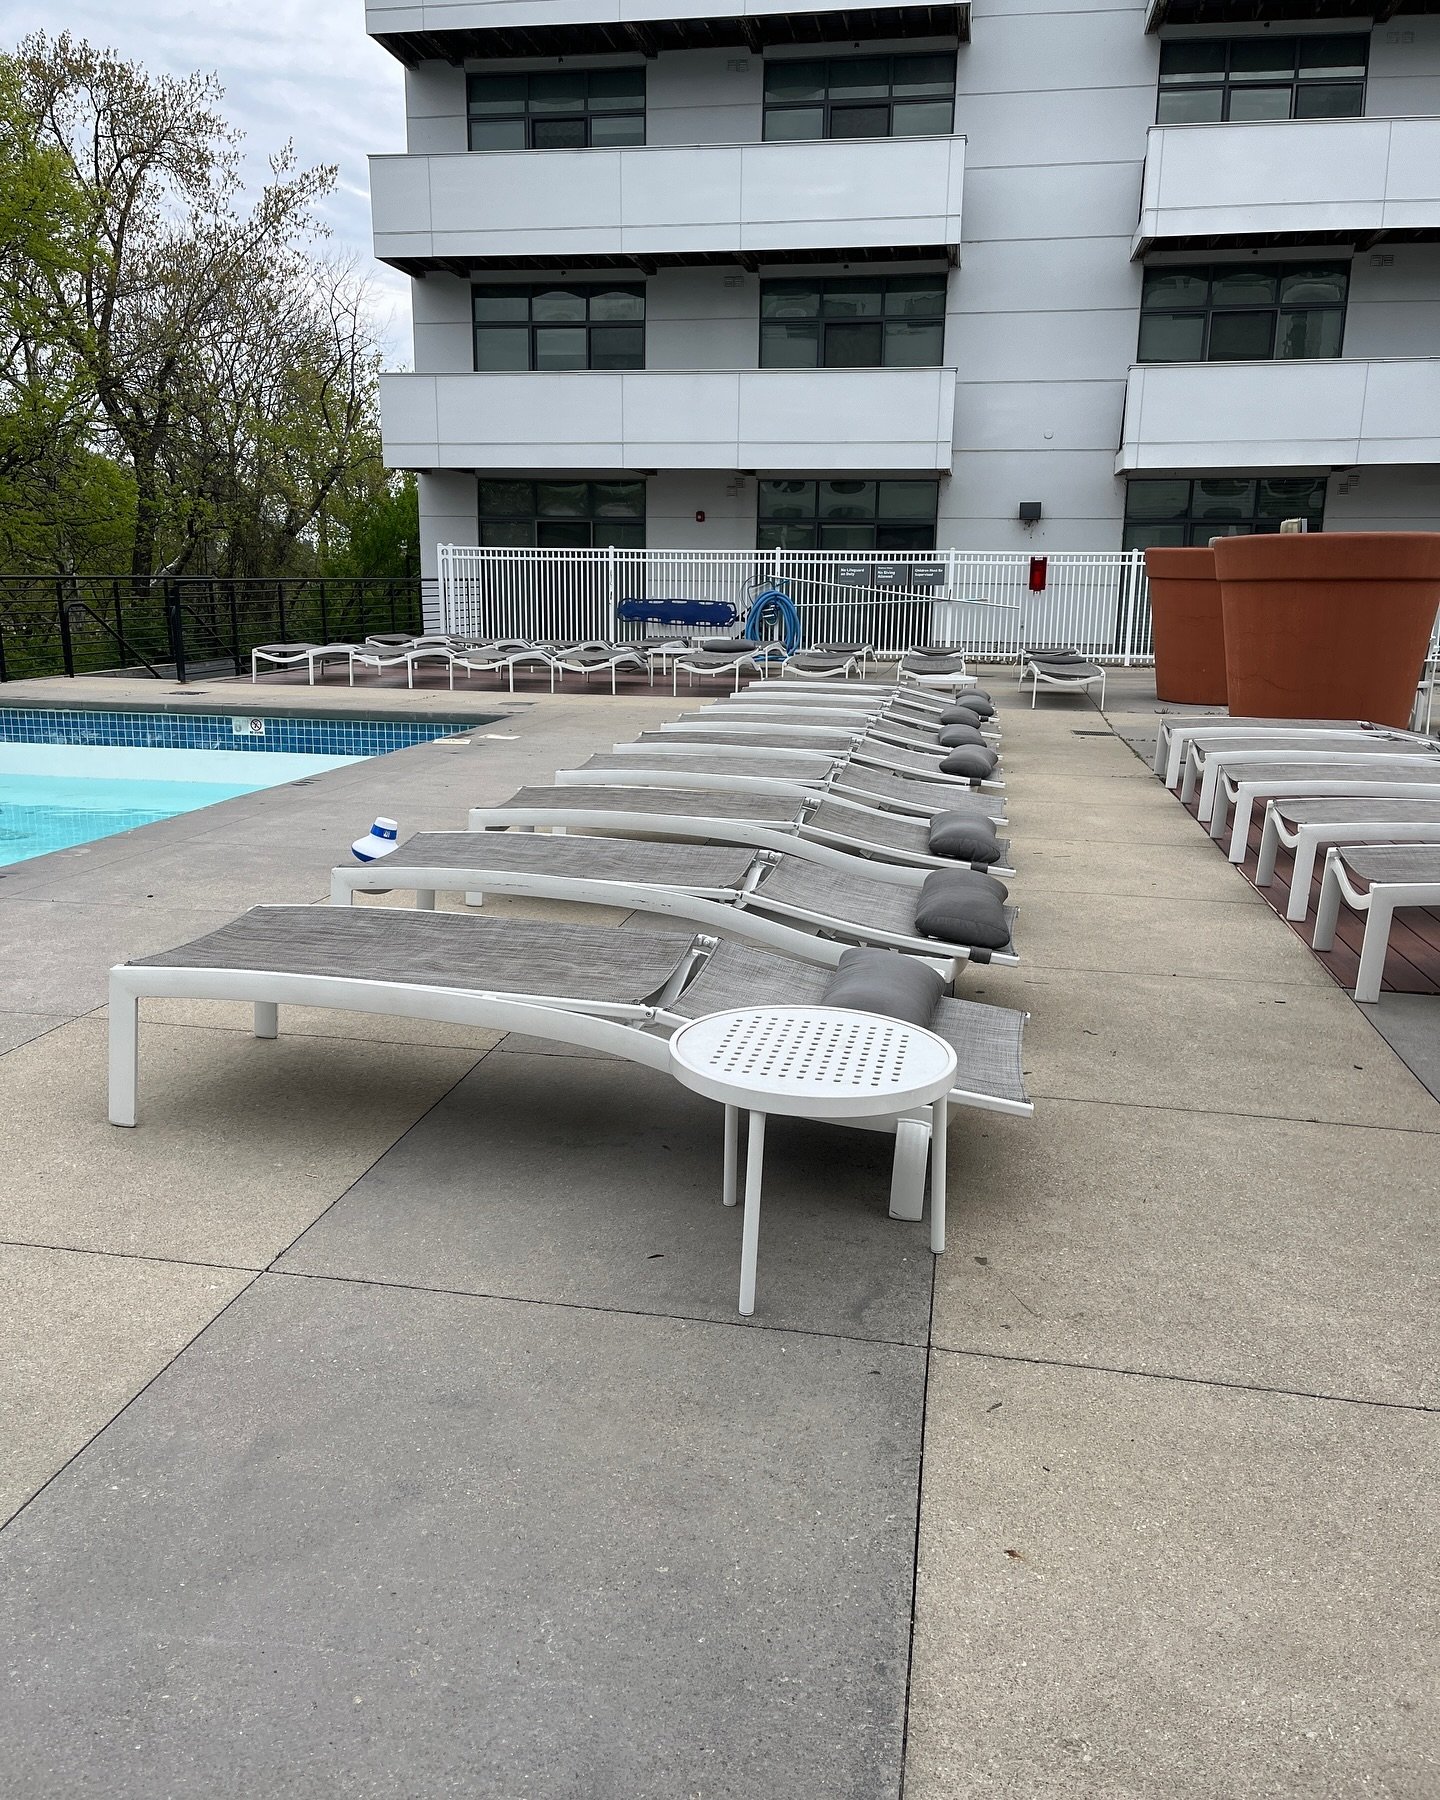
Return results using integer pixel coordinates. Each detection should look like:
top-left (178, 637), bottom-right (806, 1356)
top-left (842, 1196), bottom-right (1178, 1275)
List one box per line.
top-left (319, 580), bottom-right (330, 645)
top-left (165, 579), bottom-right (188, 684)
top-left (228, 583), bottom-right (242, 675)
top-left (57, 599), bottom-right (76, 677)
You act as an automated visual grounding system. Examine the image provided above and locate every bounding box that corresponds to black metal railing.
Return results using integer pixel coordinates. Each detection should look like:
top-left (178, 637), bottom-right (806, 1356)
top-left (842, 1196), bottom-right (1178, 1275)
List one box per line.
top-left (0, 575), bottom-right (432, 683)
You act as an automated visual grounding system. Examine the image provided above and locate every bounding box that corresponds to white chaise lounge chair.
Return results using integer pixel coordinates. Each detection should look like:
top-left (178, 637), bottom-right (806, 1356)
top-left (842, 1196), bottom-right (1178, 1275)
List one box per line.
top-left (623, 726), bottom-right (1002, 789)
top-left (467, 784), bottom-right (1014, 876)
top-left (1312, 844), bottom-right (1440, 1002)
top-left (1209, 769), bottom-right (1440, 862)
top-left (329, 831), bottom-right (1021, 976)
top-left (1257, 796), bottom-right (1440, 920)
top-left (250, 642), bottom-right (356, 684)
top-left (109, 910), bottom-right (1032, 1246)
top-left (1151, 714), bottom-right (1368, 784)
top-left (566, 750), bottom-right (1003, 814)
top-left (1184, 731), bottom-right (1427, 811)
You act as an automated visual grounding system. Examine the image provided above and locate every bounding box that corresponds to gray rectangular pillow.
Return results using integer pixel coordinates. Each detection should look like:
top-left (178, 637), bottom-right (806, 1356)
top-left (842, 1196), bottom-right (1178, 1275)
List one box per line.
top-left (820, 947), bottom-right (945, 1027)
top-left (938, 745), bottom-right (999, 780)
top-left (927, 812), bottom-right (1002, 863)
top-left (912, 872), bottom-right (1012, 949)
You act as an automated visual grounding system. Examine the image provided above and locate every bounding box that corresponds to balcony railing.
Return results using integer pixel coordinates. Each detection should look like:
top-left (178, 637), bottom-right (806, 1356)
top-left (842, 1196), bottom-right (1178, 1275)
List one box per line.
top-left (371, 136), bottom-right (965, 267)
top-left (437, 544), bottom-right (1154, 663)
top-left (381, 366), bottom-right (959, 473)
top-left (1133, 118), bottom-right (1440, 255)
top-left (1116, 357), bottom-right (1440, 472)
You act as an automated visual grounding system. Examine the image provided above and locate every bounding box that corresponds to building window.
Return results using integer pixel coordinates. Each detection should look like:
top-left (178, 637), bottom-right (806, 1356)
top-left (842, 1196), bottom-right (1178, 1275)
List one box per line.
top-left (762, 54), bottom-right (955, 141)
top-left (1138, 263), bottom-right (1347, 363)
top-left (1156, 36), bottom-right (1367, 124)
top-left (759, 275), bottom-right (947, 369)
top-left (1123, 476), bottom-right (1327, 550)
top-left (757, 479), bottom-right (939, 552)
top-left (472, 283), bottom-right (645, 372)
top-left (466, 68), bottom-right (645, 149)
top-left (478, 479), bottom-right (645, 549)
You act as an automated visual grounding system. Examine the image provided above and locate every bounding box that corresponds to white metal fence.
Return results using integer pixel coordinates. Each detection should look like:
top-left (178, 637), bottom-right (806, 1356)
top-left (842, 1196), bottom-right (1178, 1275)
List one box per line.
top-left (436, 545), bottom-right (1155, 664)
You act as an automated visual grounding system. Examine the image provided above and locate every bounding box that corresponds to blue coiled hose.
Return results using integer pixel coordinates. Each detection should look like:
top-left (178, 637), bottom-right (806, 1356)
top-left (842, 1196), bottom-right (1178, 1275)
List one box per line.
top-left (743, 583), bottom-right (803, 656)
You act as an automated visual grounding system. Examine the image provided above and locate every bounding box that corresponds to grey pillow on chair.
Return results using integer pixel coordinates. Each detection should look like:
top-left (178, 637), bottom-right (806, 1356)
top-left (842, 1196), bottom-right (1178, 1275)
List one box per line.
top-left (927, 812), bottom-right (1002, 863)
top-left (938, 745), bottom-right (999, 780)
top-left (940, 698), bottom-right (995, 722)
top-left (937, 722), bottom-right (988, 748)
top-left (912, 872), bottom-right (1012, 949)
top-left (820, 947), bottom-right (944, 1027)
top-left (924, 865), bottom-right (1008, 902)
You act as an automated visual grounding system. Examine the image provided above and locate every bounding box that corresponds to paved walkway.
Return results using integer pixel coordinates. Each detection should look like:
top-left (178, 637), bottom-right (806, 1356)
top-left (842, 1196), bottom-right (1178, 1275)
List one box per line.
top-left (0, 673), bottom-right (1435, 1796)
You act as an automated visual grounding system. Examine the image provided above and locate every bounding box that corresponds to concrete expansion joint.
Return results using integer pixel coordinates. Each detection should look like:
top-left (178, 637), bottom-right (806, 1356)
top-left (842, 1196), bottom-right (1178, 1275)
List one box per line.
top-left (930, 1343), bottom-right (1440, 1419)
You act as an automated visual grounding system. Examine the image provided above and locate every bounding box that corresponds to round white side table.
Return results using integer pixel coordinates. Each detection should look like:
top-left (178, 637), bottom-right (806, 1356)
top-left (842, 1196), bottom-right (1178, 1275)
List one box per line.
top-left (669, 1005), bottom-right (958, 1316)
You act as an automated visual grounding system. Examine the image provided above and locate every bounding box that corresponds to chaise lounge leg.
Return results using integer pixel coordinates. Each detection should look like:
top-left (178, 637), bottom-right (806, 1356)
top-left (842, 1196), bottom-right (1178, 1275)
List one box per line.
top-left (254, 1002), bottom-right (279, 1039)
top-left (1354, 899), bottom-right (1394, 1004)
top-left (108, 984), bottom-right (139, 1127)
top-left (1312, 854), bottom-right (1343, 951)
top-left (888, 1115), bottom-right (929, 1221)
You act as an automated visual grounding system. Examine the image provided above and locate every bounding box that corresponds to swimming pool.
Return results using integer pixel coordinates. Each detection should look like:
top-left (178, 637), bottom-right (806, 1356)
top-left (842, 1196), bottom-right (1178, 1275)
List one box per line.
top-left (0, 707), bottom-right (472, 868)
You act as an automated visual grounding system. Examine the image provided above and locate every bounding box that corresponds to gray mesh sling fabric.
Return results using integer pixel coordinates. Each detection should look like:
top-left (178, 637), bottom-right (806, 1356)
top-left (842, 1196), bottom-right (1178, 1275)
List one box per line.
top-left (130, 907), bottom-right (698, 1004)
top-left (390, 832), bottom-right (758, 889)
top-left (495, 786), bottom-right (807, 824)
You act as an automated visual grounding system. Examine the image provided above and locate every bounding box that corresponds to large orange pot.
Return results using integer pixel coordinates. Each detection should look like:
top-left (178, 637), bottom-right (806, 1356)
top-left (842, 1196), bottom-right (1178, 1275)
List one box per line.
top-left (1213, 532), bottom-right (1440, 729)
top-left (1144, 546), bottom-right (1227, 705)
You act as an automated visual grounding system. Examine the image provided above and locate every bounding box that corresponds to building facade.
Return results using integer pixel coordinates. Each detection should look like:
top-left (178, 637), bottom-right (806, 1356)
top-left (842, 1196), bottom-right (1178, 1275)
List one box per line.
top-left (366, 0), bottom-right (1440, 577)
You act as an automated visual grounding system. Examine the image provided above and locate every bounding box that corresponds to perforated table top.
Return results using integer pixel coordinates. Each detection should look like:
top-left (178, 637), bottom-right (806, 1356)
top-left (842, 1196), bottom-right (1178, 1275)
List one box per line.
top-left (669, 1005), bottom-right (957, 1121)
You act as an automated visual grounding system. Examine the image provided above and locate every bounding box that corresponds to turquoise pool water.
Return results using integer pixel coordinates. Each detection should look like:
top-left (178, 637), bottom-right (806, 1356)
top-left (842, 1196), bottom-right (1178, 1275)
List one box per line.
top-left (0, 771), bottom-right (273, 864)
top-left (0, 707), bottom-right (475, 869)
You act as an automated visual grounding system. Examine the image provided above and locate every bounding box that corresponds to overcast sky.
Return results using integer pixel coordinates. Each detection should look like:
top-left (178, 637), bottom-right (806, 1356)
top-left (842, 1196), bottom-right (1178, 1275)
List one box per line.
top-left (8, 1), bottom-right (414, 362)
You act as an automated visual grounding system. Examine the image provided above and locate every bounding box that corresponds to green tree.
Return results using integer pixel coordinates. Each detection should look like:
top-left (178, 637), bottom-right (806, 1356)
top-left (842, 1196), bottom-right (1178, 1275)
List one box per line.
top-left (10, 32), bottom-right (336, 582)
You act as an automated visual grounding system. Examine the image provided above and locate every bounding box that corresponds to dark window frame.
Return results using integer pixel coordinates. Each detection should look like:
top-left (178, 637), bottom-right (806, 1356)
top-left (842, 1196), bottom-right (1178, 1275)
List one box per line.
top-left (1122, 476), bottom-right (1328, 551)
top-left (756, 478), bottom-right (941, 553)
top-left (477, 478), bottom-right (647, 549)
top-left (759, 274), bottom-right (948, 370)
top-left (762, 53), bottom-right (956, 143)
top-left (472, 283), bottom-right (646, 373)
top-left (466, 67), bottom-right (646, 150)
top-left (1156, 34), bottom-right (1368, 124)
top-left (1137, 262), bottom-right (1349, 365)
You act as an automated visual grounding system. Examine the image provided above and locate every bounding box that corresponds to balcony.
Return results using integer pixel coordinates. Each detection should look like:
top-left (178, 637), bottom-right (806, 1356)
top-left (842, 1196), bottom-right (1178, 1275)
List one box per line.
top-left (368, 2), bottom-right (969, 63)
top-left (1115, 357), bottom-right (1440, 473)
top-left (1133, 119), bottom-right (1440, 256)
top-left (371, 137), bottom-right (965, 271)
top-left (381, 366), bottom-right (958, 471)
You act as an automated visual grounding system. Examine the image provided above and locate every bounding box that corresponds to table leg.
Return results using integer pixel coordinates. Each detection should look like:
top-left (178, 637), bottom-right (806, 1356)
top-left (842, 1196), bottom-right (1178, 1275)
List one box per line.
top-left (723, 1104), bottom-right (739, 1207)
top-left (738, 1109), bottom-right (766, 1316)
top-left (930, 1097), bottom-right (948, 1255)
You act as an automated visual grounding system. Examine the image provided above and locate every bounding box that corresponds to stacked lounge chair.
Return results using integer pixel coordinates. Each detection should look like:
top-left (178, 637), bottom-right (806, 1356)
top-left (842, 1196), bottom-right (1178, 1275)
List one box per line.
top-left (1018, 646), bottom-right (1106, 708)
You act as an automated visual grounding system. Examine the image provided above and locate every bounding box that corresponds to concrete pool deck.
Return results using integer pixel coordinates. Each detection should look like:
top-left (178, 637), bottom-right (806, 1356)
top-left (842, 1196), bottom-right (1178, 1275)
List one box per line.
top-left (0, 671), bottom-right (1435, 1796)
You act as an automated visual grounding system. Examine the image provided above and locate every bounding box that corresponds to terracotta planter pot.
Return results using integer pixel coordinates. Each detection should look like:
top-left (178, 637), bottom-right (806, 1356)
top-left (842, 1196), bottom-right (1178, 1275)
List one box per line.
top-left (1213, 532), bottom-right (1440, 729)
top-left (1144, 547), bottom-right (1227, 705)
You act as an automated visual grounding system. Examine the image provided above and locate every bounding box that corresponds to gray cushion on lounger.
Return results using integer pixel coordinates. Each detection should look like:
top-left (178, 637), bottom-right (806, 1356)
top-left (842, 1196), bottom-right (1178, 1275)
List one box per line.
top-left (927, 812), bottom-right (1002, 863)
top-left (913, 872), bottom-right (1012, 948)
top-left (938, 745), bottom-right (999, 779)
top-left (820, 946), bottom-right (944, 1028)
top-left (1029, 650), bottom-right (1083, 664)
top-left (924, 865), bottom-right (1008, 902)
top-left (701, 638), bottom-right (759, 654)
top-left (937, 722), bottom-right (988, 748)
top-left (940, 698), bottom-right (994, 722)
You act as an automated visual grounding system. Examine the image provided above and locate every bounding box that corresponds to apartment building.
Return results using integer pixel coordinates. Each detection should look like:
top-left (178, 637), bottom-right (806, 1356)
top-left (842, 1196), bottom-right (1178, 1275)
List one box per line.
top-left (366, 0), bottom-right (1440, 577)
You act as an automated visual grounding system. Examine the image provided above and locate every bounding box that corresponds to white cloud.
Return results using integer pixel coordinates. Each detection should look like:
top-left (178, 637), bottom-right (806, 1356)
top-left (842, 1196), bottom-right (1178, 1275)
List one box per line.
top-left (7, 1), bottom-right (413, 363)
